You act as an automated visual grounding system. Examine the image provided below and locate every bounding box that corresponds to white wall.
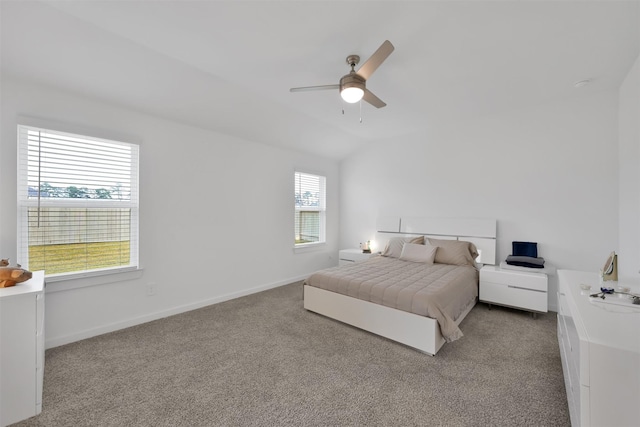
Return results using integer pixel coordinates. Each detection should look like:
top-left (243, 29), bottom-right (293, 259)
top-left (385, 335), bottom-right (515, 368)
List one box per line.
top-left (2, 61), bottom-right (635, 344)
top-left (0, 77), bottom-right (340, 348)
top-left (618, 54), bottom-right (640, 284)
top-left (339, 90), bottom-right (621, 311)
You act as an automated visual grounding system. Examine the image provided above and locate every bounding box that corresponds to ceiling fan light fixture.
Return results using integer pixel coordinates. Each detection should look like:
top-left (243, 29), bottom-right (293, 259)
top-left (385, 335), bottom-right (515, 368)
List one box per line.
top-left (341, 86), bottom-right (364, 103)
top-left (340, 73), bottom-right (366, 103)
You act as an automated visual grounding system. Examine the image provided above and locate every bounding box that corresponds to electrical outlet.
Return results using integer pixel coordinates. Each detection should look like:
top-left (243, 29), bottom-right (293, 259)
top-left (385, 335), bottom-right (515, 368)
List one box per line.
top-left (146, 283), bottom-right (156, 296)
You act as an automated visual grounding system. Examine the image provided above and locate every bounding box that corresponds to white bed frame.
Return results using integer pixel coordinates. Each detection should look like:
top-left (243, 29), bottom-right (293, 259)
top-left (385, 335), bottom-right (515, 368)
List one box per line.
top-left (303, 217), bottom-right (497, 356)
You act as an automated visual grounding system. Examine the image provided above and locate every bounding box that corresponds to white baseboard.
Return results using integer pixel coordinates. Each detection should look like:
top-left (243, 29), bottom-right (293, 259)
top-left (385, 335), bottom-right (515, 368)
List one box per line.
top-left (45, 273), bottom-right (309, 349)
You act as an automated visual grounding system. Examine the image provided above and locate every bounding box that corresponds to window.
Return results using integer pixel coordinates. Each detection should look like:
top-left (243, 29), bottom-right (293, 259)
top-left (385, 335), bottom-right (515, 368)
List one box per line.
top-left (17, 125), bottom-right (139, 279)
top-left (294, 171), bottom-right (326, 246)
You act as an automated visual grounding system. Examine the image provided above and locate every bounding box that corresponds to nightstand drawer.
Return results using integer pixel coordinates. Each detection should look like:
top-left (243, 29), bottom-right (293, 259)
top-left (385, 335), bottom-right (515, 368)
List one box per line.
top-left (338, 249), bottom-right (375, 265)
top-left (480, 280), bottom-right (547, 312)
top-left (480, 268), bottom-right (547, 292)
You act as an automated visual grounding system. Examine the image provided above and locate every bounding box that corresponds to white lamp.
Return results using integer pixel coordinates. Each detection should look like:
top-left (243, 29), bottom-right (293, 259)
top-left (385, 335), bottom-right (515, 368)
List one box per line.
top-left (369, 240), bottom-right (378, 252)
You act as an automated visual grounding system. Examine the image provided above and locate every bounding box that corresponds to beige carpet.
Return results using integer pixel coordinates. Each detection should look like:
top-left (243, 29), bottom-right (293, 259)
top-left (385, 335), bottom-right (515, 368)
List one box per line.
top-left (14, 282), bottom-right (570, 426)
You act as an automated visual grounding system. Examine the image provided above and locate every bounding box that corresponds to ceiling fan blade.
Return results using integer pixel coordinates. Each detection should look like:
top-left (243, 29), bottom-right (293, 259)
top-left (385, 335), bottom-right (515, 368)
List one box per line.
top-left (363, 89), bottom-right (386, 108)
top-left (356, 40), bottom-right (394, 81)
top-left (290, 84), bottom-right (339, 92)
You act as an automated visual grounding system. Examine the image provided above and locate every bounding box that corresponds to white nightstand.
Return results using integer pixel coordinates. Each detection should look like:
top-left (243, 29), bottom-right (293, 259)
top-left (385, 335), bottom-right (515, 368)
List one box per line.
top-left (479, 265), bottom-right (548, 314)
top-left (338, 249), bottom-right (376, 266)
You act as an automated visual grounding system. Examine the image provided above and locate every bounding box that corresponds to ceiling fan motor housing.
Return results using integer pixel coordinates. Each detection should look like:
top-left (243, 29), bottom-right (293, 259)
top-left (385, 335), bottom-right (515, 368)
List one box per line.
top-left (340, 72), bottom-right (366, 92)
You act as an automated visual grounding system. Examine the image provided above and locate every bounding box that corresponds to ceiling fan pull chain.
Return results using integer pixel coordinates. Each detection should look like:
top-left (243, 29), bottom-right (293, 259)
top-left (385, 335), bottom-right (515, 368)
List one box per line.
top-left (360, 100), bottom-right (363, 123)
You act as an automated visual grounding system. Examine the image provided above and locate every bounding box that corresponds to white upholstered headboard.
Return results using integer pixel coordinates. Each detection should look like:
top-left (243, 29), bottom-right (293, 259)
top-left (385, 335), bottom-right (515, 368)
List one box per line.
top-left (376, 216), bottom-right (497, 265)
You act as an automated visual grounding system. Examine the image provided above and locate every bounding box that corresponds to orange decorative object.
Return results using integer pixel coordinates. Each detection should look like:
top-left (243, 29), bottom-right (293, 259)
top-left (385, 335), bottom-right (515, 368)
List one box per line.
top-left (0, 265), bottom-right (33, 288)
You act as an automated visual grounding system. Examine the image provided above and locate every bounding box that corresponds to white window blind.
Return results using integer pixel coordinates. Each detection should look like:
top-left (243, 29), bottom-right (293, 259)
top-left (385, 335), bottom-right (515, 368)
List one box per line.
top-left (17, 125), bottom-right (139, 279)
top-left (294, 171), bottom-right (326, 245)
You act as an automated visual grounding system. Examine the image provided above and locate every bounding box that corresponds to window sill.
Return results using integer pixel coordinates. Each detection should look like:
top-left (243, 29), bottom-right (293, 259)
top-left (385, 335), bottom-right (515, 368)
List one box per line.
top-left (293, 242), bottom-right (326, 254)
top-left (44, 266), bottom-right (144, 293)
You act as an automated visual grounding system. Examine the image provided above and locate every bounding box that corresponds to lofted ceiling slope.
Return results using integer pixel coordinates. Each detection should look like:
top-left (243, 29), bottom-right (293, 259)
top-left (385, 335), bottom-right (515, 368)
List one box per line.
top-left (1, 0), bottom-right (639, 160)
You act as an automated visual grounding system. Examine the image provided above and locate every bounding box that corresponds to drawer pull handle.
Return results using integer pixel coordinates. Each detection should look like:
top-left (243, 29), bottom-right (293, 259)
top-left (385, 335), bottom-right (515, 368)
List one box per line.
top-left (508, 285), bottom-right (546, 293)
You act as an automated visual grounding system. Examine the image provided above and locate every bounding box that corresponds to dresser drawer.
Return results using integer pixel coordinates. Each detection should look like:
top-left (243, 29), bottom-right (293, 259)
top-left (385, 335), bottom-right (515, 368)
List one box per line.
top-left (480, 280), bottom-right (547, 312)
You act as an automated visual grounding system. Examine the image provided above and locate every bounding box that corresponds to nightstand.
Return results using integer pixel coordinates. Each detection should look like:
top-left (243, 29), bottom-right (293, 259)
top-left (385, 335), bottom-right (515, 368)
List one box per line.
top-left (479, 265), bottom-right (548, 314)
top-left (338, 249), bottom-right (376, 266)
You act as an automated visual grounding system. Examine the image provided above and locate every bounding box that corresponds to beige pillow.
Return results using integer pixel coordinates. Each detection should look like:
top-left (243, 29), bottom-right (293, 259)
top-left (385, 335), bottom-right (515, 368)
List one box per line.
top-left (427, 238), bottom-right (479, 266)
top-left (399, 243), bottom-right (437, 264)
top-left (381, 236), bottom-right (424, 258)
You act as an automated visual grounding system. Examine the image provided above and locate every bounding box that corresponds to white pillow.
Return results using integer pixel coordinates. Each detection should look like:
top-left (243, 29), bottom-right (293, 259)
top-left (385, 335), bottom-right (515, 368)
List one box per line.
top-left (399, 243), bottom-right (437, 264)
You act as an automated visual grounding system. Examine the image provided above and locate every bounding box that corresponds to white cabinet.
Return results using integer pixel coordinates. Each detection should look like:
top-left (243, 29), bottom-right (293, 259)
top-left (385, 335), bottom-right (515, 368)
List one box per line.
top-left (338, 249), bottom-right (376, 266)
top-left (0, 271), bottom-right (45, 427)
top-left (479, 265), bottom-right (548, 313)
top-left (557, 270), bottom-right (640, 427)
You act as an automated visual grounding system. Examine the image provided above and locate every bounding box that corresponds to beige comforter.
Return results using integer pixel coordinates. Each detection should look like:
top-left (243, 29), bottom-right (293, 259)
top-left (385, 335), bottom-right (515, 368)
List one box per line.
top-left (303, 256), bottom-right (478, 342)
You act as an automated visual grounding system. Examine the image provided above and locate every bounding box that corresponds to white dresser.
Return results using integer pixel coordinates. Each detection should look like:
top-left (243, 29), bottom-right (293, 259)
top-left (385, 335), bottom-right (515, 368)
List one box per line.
top-left (0, 271), bottom-right (45, 427)
top-left (557, 270), bottom-right (640, 427)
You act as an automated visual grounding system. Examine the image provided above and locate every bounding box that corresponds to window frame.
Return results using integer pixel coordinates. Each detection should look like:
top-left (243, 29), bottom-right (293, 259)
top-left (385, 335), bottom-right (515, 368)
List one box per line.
top-left (16, 124), bottom-right (140, 282)
top-left (294, 170), bottom-right (326, 249)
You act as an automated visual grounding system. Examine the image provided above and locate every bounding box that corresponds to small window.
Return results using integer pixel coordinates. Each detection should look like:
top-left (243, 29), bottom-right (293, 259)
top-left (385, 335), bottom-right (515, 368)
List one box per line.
top-left (17, 125), bottom-right (139, 279)
top-left (294, 171), bottom-right (326, 246)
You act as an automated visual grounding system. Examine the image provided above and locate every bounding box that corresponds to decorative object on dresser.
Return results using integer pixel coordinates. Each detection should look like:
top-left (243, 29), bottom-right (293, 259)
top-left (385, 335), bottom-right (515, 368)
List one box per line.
top-left (557, 270), bottom-right (640, 427)
top-left (600, 250), bottom-right (618, 282)
top-left (0, 258), bottom-right (33, 288)
top-left (479, 265), bottom-right (548, 315)
top-left (0, 271), bottom-right (45, 427)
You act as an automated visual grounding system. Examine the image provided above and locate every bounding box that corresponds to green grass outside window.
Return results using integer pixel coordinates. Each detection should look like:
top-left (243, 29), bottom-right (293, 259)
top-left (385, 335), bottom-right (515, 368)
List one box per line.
top-left (29, 241), bottom-right (130, 275)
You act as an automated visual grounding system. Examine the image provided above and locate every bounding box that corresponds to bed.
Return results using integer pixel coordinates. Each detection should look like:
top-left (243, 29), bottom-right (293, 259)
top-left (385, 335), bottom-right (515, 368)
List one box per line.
top-left (303, 217), bottom-right (497, 355)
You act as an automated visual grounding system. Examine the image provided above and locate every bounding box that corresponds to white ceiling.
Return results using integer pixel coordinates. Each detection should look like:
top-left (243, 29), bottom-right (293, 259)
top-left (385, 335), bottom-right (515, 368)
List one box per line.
top-left (2, 1), bottom-right (639, 160)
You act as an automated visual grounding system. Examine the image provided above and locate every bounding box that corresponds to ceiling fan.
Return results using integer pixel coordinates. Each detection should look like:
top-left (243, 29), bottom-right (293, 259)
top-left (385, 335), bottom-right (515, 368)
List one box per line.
top-left (290, 40), bottom-right (394, 108)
